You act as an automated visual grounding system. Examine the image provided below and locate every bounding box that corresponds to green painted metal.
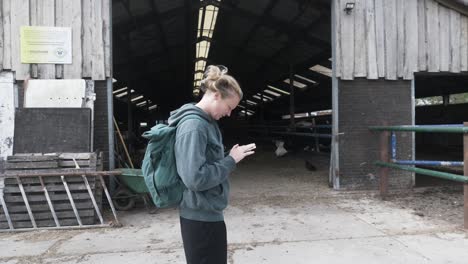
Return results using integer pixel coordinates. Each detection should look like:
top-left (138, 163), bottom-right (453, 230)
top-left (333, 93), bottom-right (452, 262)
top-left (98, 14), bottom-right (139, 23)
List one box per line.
top-left (369, 126), bottom-right (468, 133)
top-left (117, 168), bottom-right (148, 194)
top-left (375, 161), bottom-right (468, 183)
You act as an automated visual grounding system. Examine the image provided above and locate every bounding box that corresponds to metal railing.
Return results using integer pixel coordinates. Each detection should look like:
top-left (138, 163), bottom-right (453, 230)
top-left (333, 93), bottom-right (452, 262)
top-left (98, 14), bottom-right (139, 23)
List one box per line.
top-left (0, 170), bottom-right (122, 232)
top-left (369, 122), bottom-right (468, 229)
top-left (247, 124), bottom-right (332, 152)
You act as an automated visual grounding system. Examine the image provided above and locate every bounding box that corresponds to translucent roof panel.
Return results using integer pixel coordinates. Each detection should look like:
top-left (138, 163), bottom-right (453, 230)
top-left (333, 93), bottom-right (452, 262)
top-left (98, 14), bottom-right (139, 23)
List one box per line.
top-left (246, 100), bottom-right (257, 105)
top-left (263, 89), bottom-right (281, 97)
top-left (194, 2), bottom-right (221, 91)
top-left (195, 60), bottom-right (207, 72)
top-left (309, 64), bottom-right (332, 77)
top-left (294, 74), bottom-right (317, 84)
top-left (131, 95), bottom-right (144, 102)
top-left (283, 78), bottom-right (307, 89)
top-left (196, 40), bottom-right (211, 59)
top-left (267, 85), bottom-right (290, 95)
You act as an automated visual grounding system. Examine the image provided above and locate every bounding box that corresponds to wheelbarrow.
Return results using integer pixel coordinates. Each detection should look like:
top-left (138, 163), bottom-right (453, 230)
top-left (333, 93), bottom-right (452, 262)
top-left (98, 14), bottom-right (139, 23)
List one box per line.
top-left (113, 168), bottom-right (156, 212)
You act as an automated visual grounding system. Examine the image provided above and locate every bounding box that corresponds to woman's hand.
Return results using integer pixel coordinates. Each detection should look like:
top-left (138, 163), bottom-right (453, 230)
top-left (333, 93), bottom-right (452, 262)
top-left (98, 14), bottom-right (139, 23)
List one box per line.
top-left (229, 143), bottom-right (256, 163)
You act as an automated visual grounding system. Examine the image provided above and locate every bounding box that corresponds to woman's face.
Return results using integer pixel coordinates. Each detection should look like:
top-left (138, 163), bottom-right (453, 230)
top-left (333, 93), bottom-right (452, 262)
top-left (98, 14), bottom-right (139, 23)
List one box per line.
top-left (211, 92), bottom-right (240, 120)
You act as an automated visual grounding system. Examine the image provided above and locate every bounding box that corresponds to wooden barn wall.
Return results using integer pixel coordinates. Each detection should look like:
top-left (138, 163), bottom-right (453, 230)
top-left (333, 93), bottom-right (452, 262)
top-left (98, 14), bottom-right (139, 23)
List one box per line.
top-left (334, 0), bottom-right (468, 80)
top-left (0, 0), bottom-right (111, 80)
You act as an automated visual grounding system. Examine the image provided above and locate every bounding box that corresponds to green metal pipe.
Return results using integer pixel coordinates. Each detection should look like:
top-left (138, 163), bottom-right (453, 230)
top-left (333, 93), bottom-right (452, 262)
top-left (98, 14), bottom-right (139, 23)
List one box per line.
top-left (375, 161), bottom-right (468, 183)
top-left (369, 126), bottom-right (468, 133)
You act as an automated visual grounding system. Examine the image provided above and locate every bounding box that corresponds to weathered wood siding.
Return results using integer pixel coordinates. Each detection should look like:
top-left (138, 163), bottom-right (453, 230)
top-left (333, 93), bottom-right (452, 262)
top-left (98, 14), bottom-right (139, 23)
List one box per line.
top-left (0, 0), bottom-right (111, 80)
top-left (335, 0), bottom-right (468, 80)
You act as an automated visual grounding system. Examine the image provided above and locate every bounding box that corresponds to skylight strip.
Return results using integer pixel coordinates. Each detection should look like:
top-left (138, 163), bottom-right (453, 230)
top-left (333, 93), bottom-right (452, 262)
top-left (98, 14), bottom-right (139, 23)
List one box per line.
top-left (309, 64), bottom-right (332, 77)
top-left (113, 87), bottom-right (127, 94)
top-left (246, 100), bottom-right (257, 105)
top-left (257, 93), bottom-right (273, 100)
top-left (284, 78), bottom-right (307, 89)
top-left (294, 74), bottom-right (317, 84)
top-left (131, 95), bottom-right (144, 102)
top-left (263, 89), bottom-right (281, 97)
top-left (267, 85), bottom-right (290, 95)
top-left (115, 92), bottom-right (127, 98)
top-left (252, 95), bottom-right (269, 102)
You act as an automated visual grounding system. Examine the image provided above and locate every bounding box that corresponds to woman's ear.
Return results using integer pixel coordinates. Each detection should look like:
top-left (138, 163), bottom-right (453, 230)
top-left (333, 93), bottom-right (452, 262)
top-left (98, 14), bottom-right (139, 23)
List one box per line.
top-left (213, 91), bottom-right (221, 100)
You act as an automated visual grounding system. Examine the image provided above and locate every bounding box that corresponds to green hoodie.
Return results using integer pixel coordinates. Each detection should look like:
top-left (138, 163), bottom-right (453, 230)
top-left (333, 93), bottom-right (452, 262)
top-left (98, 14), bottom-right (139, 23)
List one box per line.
top-left (169, 103), bottom-right (236, 222)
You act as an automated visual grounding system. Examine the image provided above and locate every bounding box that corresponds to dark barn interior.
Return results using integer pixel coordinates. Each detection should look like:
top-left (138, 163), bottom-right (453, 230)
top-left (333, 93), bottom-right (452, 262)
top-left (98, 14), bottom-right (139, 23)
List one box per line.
top-left (111, 0), bottom-right (333, 165)
top-left (110, 0), bottom-right (468, 186)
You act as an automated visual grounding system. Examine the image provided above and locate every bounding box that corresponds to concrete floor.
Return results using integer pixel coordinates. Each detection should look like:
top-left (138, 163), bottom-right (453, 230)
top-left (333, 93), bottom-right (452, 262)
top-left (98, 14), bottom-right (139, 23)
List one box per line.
top-left (1, 149), bottom-right (468, 264)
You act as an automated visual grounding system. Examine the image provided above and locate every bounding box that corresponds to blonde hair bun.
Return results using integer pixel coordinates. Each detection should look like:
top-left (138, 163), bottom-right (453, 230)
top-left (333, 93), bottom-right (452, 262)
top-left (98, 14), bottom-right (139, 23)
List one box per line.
top-left (199, 65), bottom-right (243, 99)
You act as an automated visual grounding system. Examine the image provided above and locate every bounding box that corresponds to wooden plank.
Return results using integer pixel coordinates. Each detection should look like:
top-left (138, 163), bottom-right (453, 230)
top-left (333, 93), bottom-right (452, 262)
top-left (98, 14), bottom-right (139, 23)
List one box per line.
top-left (4, 201), bottom-right (98, 213)
top-left (0, 209), bottom-right (95, 222)
top-left (366, 0), bottom-right (378, 79)
top-left (462, 15), bottom-right (468, 71)
top-left (10, 0), bottom-right (30, 80)
top-left (16, 176), bottom-right (37, 228)
top-left (58, 160), bottom-right (92, 168)
top-left (340, 0), bottom-right (355, 80)
top-left (82, 0), bottom-right (93, 77)
top-left (3, 168), bottom-right (97, 175)
top-left (32, 0), bottom-right (56, 79)
top-left (354, 0), bottom-right (367, 77)
top-left (396, 0), bottom-right (405, 78)
top-left (374, 0), bottom-right (386, 77)
top-left (439, 4), bottom-right (450, 71)
top-left (3, 175), bottom-right (96, 184)
top-left (58, 153), bottom-right (93, 160)
top-left (92, 0), bottom-right (105, 80)
top-left (62, 175), bottom-right (83, 226)
top-left (54, 0), bottom-right (65, 79)
top-left (12, 153), bottom-right (58, 157)
top-left (103, 0), bottom-right (111, 77)
top-left (426, 0), bottom-right (440, 72)
top-left (39, 175), bottom-right (60, 227)
top-left (2, 0), bottom-right (12, 70)
top-left (82, 175), bottom-right (103, 224)
top-left (4, 192), bottom-right (93, 202)
top-left (333, 0), bottom-right (341, 78)
top-left (449, 9), bottom-right (461, 72)
top-left (3, 175), bottom-right (96, 185)
top-left (56, 0), bottom-right (82, 79)
top-left (418, 0), bottom-right (428, 71)
top-left (0, 217), bottom-right (96, 229)
top-left (7, 156), bottom-right (57, 162)
top-left (0, 72), bottom-right (15, 160)
top-left (5, 161), bottom-right (59, 170)
top-left (404, 0), bottom-right (419, 79)
top-left (0, 195), bottom-right (14, 230)
top-left (0, 1), bottom-right (4, 71)
top-left (384, 0), bottom-right (398, 79)
top-left (3, 182), bottom-right (96, 193)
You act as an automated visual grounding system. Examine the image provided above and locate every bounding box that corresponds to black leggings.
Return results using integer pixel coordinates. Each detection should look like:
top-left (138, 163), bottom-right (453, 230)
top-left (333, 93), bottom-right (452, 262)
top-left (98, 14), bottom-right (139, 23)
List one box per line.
top-left (180, 217), bottom-right (227, 264)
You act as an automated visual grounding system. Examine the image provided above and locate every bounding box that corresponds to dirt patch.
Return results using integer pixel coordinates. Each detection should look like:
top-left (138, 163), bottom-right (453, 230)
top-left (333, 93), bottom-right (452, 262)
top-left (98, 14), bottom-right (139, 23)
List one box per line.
top-left (387, 186), bottom-right (465, 227)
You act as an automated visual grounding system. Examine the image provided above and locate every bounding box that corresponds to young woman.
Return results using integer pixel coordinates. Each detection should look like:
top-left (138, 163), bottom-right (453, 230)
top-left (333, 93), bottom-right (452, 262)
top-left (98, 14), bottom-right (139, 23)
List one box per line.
top-left (169, 65), bottom-right (255, 264)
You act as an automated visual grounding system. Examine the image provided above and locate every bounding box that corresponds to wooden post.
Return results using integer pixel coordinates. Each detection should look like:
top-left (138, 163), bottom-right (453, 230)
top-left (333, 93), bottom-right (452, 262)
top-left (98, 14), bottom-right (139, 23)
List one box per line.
top-left (313, 118), bottom-right (320, 152)
top-left (127, 86), bottom-right (133, 155)
top-left (289, 64), bottom-right (295, 129)
top-left (379, 130), bottom-right (390, 198)
top-left (0, 72), bottom-right (15, 161)
top-left (464, 122), bottom-right (468, 229)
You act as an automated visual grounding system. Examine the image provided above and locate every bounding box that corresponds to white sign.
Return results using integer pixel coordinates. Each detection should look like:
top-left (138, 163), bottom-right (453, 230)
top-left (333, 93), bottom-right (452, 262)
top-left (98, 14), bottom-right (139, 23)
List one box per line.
top-left (20, 26), bottom-right (72, 64)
